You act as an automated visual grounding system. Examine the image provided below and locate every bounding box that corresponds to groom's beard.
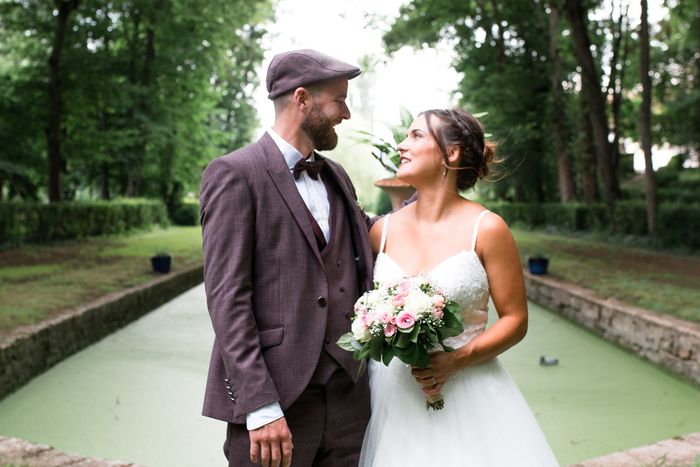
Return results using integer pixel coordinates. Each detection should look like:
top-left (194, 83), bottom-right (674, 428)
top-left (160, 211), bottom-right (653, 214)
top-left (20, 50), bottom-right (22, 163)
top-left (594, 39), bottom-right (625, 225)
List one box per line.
top-left (301, 105), bottom-right (338, 151)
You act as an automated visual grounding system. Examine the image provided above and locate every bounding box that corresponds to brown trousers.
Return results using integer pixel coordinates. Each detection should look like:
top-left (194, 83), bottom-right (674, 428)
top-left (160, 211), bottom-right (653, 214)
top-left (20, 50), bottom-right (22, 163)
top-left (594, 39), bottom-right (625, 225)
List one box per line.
top-left (224, 370), bottom-right (370, 467)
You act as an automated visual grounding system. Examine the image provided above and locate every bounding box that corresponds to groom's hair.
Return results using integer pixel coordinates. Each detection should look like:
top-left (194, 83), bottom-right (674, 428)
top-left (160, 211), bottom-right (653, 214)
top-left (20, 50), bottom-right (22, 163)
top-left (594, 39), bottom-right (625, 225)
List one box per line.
top-left (272, 82), bottom-right (325, 114)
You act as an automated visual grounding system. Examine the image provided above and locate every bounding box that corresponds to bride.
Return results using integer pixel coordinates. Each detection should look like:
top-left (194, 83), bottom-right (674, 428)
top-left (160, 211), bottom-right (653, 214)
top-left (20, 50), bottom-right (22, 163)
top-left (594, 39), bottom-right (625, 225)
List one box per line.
top-left (359, 108), bottom-right (559, 466)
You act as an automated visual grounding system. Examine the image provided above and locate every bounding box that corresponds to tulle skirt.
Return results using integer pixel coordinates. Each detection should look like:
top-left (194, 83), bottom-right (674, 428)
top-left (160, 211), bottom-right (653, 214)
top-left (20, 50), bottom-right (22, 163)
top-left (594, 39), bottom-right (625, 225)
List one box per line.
top-left (359, 357), bottom-right (560, 467)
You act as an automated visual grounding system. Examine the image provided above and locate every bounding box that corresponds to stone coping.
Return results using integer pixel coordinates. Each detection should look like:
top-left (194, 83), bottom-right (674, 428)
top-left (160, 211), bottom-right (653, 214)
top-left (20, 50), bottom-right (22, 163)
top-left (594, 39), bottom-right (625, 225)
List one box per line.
top-left (524, 270), bottom-right (700, 386)
top-left (0, 263), bottom-right (203, 401)
top-left (571, 432), bottom-right (700, 467)
top-left (0, 436), bottom-right (144, 466)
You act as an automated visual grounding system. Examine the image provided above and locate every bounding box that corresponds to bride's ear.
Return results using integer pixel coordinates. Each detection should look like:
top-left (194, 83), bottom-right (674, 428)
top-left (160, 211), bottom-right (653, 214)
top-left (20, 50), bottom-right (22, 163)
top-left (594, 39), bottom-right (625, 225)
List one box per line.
top-left (447, 146), bottom-right (461, 164)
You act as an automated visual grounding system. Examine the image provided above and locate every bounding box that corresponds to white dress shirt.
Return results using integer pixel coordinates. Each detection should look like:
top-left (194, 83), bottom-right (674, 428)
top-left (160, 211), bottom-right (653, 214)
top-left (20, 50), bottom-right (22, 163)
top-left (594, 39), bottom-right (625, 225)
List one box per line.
top-left (245, 129), bottom-right (332, 430)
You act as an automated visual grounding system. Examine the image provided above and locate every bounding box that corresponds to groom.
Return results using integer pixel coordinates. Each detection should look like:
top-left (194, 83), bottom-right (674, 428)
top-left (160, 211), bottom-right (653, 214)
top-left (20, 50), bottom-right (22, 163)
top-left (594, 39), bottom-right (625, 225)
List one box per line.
top-left (199, 49), bottom-right (373, 467)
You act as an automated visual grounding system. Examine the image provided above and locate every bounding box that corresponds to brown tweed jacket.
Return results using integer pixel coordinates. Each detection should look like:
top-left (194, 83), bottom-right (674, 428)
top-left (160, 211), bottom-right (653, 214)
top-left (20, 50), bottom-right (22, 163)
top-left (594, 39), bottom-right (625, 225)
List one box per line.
top-left (199, 132), bottom-right (373, 423)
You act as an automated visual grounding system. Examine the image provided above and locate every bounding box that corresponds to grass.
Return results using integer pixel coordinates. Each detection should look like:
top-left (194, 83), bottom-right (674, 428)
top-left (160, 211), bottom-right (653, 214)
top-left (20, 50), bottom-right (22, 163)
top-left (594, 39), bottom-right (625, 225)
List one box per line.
top-left (0, 226), bottom-right (203, 339)
top-left (512, 228), bottom-right (700, 322)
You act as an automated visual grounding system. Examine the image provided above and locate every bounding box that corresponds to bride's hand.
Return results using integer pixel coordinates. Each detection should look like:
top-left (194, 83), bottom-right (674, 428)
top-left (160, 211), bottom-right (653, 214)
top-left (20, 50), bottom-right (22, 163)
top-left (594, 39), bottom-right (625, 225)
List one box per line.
top-left (411, 351), bottom-right (462, 396)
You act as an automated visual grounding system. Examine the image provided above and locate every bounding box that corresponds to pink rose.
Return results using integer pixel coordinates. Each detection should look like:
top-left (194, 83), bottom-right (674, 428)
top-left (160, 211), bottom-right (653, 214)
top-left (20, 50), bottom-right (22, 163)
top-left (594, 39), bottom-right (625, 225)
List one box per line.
top-left (432, 295), bottom-right (445, 308)
top-left (396, 311), bottom-right (416, 330)
top-left (384, 322), bottom-right (397, 337)
top-left (392, 295), bottom-right (405, 307)
top-left (398, 281), bottom-right (411, 294)
top-left (433, 307), bottom-right (444, 319)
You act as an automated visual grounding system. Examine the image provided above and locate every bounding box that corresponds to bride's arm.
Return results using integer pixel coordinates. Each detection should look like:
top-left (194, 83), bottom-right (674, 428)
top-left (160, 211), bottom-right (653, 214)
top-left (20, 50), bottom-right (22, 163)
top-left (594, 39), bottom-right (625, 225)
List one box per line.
top-left (413, 214), bottom-right (528, 392)
top-left (459, 214), bottom-right (528, 364)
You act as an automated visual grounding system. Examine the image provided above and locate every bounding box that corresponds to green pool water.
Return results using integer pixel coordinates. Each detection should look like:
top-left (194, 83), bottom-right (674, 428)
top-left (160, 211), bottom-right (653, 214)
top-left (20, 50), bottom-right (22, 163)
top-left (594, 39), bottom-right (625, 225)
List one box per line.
top-left (0, 285), bottom-right (698, 466)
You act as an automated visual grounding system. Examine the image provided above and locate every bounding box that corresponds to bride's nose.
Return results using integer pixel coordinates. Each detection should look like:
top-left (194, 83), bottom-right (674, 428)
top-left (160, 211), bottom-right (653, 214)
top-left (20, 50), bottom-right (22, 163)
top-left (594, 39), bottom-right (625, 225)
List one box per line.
top-left (397, 139), bottom-right (408, 153)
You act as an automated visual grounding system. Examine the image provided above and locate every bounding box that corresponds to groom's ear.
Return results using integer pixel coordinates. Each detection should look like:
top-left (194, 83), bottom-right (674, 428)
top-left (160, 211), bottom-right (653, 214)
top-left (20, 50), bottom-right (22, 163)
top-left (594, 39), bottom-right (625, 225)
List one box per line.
top-left (292, 87), bottom-right (312, 112)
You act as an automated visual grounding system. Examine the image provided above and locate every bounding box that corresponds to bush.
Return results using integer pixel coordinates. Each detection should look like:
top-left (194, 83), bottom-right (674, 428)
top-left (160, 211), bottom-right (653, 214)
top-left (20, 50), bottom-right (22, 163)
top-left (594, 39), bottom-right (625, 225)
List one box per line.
top-left (170, 201), bottom-right (200, 226)
top-left (0, 199), bottom-right (169, 246)
top-left (484, 200), bottom-right (700, 249)
top-left (657, 204), bottom-right (700, 249)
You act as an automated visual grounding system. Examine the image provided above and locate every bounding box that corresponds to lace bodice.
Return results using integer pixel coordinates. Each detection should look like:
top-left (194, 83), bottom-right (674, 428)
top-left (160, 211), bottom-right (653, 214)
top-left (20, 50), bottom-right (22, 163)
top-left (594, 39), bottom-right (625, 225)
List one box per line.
top-left (373, 211), bottom-right (491, 349)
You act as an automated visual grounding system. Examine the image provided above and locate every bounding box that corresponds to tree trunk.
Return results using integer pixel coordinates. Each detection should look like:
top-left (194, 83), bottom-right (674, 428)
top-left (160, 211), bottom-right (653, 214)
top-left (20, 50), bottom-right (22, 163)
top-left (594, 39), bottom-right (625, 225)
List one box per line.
top-left (0, 177), bottom-right (4, 201)
top-left (639, 0), bottom-right (657, 235)
top-left (564, 0), bottom-right (617, 224)
top-left (48, 0), bottom-right (80, 203)
top-left (607, 3), bottom-right (629, 199)
top-left (548, 2), bottom-right (576, 202)
top-left (100, 164), bottom-right (110, 200)
top-left (579, 85), bottom-right (599, 203)
top-left (490, 0), bottom-right (506, 67)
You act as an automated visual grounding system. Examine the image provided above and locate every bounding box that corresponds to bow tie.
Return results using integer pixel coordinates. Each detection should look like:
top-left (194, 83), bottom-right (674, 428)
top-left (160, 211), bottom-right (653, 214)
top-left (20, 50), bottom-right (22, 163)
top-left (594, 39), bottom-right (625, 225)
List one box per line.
top-left (293, 157), bottom-right (325, 180)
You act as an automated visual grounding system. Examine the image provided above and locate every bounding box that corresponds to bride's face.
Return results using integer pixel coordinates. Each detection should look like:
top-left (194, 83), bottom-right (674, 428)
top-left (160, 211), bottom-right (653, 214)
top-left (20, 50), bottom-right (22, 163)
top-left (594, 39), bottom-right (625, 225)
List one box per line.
top-left (396, 114), bottom-right (444, 185)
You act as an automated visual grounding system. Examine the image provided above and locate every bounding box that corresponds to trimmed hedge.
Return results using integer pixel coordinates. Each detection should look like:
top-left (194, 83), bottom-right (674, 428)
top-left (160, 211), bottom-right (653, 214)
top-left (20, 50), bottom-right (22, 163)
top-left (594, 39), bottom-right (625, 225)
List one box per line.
top-left (0, 199), bottom-right (169, 245)
top-left (486, 201), bottom-right (700, 249)
top-left (169, 201), bottom-right (200, 226)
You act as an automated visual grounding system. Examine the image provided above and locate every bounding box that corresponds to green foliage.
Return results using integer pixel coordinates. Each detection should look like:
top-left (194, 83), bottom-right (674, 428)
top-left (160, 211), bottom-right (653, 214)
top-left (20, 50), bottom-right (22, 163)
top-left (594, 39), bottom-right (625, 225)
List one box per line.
top-left (0, 0), bottom-right (272, 202)
top-left (351, 107), bottom-right (413, 174)
top-left (385, 0), bottom-right (556, 203)
top-left (374, 189), bottom-right (393, 216)
top-left (0, 199), bottom-right (168, 246)
top-left (169, 201), bottom-right (200, 226)
top-left (487, 201), bottom-right (700, 249)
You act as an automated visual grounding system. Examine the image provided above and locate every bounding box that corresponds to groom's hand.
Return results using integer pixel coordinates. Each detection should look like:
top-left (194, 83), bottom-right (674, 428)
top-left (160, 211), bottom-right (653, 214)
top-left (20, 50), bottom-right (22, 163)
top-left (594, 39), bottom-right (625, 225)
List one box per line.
top-left (249, 416), bottom-right (293, 467)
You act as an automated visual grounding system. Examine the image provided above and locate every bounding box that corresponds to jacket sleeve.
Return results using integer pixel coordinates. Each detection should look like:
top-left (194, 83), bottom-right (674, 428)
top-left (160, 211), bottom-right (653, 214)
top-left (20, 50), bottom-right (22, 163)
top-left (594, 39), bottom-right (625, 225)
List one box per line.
top-left (199, 157), bottom-right (280, 416)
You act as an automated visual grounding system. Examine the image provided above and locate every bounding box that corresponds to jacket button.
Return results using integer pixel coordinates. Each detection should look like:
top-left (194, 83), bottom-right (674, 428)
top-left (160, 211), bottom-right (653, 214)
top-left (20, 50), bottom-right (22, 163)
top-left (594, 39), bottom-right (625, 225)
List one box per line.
top-left (324, 337), bottom-right (331, 344)
top-left (336, 259), bottom-right (341, 267)
top-left (339, 286), bottom-right (345, 293)
top-left (317, 296), bottom-right (327, 307)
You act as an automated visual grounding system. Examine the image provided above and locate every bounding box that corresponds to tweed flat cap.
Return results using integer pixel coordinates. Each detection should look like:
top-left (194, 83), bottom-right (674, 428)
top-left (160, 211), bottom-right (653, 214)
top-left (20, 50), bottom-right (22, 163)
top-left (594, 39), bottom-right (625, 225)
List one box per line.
top-left (266, 49), bottom-right (361, 99)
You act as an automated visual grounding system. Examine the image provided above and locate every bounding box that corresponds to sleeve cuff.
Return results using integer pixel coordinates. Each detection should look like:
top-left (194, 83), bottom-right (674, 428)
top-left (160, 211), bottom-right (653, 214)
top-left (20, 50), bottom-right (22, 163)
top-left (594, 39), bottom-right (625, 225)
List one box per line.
top-left (246, 402), bottom-right (284, 430)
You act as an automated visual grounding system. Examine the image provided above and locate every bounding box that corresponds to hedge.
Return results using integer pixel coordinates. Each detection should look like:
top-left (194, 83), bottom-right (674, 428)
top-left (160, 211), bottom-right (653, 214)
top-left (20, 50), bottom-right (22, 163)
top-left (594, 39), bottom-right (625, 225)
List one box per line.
top-left (486, 201), bottom-right (700, 249)
top-left (169, 201), bottom-right (200, 226)
top-left (0, 199), bottom-right (169, 246)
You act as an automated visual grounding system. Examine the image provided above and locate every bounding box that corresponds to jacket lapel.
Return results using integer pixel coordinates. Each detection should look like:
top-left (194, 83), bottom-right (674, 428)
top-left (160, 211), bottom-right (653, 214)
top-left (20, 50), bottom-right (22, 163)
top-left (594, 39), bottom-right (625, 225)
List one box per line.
top-left (318, 154), bottom-right (374, 291)
top-left (257, 133), bottom-right (324, 266)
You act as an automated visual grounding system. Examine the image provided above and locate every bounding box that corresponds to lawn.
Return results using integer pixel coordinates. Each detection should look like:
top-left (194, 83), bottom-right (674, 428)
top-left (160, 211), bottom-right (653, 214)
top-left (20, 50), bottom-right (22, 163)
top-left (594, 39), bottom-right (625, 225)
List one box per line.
top-left (512, 228), bottom-right (700, 322)
top-left (0, 226), bottom-right (203, 339)
top-left (0, 225), bottom-right (698, 342)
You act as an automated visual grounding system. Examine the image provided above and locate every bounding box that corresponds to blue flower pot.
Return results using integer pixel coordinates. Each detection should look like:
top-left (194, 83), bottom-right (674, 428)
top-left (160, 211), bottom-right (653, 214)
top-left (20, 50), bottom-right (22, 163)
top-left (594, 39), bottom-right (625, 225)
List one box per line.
top-left (528, 257), bottom-right (549, 275)
top-left (151, 256), bottom-right (171, 274)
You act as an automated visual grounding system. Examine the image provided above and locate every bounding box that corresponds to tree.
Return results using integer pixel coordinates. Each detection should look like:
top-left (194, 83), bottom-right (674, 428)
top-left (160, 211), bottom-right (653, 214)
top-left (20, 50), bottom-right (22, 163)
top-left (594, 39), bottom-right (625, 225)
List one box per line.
top-left (0, 0), bottom-right (271, 202)
top-left (547, 0), bottom-right (576, 202)
top-left (564, 0), bottom-right (617, 224)
top-left (639, 0), bottom-right (657, 234)
top-left (47, 0), bottom-right (80, 202)
top-left (384, 0), bottom-right (557, 203)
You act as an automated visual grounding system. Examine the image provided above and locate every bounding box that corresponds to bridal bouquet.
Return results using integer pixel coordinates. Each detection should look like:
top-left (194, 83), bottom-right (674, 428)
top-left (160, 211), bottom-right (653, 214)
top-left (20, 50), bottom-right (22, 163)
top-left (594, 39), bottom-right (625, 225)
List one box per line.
top-left (337, 275), bottom-right (464, 410)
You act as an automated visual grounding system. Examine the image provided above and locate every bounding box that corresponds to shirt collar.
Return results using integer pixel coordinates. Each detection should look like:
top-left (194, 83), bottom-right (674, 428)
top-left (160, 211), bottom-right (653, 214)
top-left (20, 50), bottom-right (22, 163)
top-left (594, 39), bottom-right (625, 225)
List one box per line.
top-left (267, 128), bottom-right (315, 171)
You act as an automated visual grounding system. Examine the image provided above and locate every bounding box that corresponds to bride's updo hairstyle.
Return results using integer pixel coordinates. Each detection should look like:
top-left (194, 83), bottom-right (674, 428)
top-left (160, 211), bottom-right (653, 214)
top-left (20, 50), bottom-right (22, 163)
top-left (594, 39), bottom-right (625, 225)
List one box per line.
top-left (420, 108), bottom-right (497, 191)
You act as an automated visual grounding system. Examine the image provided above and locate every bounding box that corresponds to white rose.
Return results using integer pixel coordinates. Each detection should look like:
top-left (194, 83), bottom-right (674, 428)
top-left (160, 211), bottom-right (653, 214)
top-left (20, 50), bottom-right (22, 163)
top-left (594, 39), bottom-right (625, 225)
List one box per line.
top-left (403, 290), bottom-right (434, 316)
top-left (365, 290), bottom-right (382, 307)
top-left (352, 316), bottom-right (369, 341)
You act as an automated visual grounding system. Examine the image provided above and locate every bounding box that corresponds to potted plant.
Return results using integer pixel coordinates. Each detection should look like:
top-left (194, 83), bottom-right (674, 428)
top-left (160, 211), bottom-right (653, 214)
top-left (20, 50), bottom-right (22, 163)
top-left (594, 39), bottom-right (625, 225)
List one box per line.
top-left (151, 250), bottom-right (172, 274)
top-left (527, 253), bottom-right (549, 275)
top-left (353, 108), bottom-right (416, 210)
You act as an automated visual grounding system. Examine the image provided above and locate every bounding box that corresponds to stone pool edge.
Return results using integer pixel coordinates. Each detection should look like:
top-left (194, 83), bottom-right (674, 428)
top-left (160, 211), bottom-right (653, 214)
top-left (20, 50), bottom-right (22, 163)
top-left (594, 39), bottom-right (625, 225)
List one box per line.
top-left (0, 263), bottom-right (203, 401)
top-left (0, 435), bottom-right (146, 466)
top-left (524, 270), bottom-right (700, 387)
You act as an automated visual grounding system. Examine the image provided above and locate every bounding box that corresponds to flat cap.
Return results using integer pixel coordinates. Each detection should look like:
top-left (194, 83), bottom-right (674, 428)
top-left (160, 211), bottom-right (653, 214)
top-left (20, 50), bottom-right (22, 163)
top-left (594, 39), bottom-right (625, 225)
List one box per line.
top-left (266, 49), bottom-right (361, 99)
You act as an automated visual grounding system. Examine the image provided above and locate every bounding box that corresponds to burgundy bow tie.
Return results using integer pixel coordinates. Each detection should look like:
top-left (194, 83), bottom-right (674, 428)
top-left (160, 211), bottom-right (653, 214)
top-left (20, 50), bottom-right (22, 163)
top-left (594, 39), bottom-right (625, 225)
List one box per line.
top-left (293, 158), bottom-right (325, 180)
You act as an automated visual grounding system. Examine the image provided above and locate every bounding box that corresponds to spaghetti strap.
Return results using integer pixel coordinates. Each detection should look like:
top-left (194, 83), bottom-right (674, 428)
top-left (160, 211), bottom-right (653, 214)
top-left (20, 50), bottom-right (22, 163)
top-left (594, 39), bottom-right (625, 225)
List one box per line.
top-left (379, 214), bottom-right (391, 254)
top-left (470, 210), bottom-right (490, 251)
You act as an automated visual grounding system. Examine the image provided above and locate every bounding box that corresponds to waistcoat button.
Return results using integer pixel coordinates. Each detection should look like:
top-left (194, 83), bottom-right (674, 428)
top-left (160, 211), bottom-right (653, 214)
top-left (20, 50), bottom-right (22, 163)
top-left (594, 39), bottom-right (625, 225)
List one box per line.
top-left (317, 296), bottom-right (327, 307)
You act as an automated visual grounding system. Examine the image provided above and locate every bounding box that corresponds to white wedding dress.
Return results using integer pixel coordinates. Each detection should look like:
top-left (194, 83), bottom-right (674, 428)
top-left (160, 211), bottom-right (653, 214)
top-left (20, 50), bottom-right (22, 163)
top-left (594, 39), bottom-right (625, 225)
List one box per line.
top-left (359, 211), bottom-right (560, 467)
